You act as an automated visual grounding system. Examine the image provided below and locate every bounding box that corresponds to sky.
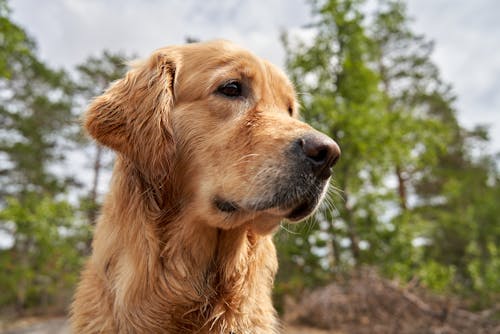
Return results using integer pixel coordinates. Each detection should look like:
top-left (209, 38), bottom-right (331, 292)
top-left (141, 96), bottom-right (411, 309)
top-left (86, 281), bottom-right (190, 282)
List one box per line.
top-left (8, 0), bottom-right (500, 154)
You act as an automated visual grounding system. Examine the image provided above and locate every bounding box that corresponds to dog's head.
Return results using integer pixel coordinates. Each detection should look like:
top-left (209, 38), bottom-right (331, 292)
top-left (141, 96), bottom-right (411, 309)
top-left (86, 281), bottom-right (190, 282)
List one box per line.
top-left (85, 40), bottom-right (340, 234)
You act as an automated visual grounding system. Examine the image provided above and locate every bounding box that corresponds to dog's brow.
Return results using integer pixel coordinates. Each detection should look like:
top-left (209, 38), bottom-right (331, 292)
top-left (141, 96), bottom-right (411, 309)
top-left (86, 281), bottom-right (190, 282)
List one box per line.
top-left (208, 65), bottom-right (257, 90)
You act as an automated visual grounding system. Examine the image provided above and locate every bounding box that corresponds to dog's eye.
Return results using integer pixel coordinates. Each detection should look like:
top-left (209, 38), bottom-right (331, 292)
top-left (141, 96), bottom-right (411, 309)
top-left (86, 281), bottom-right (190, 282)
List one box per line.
top-left (217, 81), bottom-right (242, 98)
top-left (288, 106), bottom-right (293, 116)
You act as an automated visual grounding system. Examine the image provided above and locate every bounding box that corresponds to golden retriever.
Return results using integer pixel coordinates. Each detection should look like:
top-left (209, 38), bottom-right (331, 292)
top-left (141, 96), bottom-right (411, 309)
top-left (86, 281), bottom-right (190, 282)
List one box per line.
top-left (71, 40), bottom-right (340, 333)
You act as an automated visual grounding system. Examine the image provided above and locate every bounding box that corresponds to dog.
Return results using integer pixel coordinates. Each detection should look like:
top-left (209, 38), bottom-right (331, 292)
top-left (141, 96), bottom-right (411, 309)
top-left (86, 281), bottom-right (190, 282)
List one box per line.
top-left (71, 40), bottom-right (340, 333)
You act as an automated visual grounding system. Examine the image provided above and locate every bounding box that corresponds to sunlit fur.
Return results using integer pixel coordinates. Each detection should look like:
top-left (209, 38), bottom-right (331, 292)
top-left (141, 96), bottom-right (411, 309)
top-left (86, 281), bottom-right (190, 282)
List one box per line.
top-left (71, 40), bottom-right (336, 333)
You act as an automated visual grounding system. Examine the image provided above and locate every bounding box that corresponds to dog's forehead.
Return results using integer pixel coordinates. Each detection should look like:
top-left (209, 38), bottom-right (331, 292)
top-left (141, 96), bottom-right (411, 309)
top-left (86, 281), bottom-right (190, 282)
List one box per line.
top-left (261, 59), bottom-right (296, 105)
top-left (170, 40), bottom-right (295, 102)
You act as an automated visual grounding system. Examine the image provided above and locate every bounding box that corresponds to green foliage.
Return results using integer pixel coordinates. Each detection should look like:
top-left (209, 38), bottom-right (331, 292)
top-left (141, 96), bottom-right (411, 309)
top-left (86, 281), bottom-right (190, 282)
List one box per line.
top-left (0, 1), bottom-right (88, 314)
top-left (0, 0), bottom-right (32, 79)
top-left (75, 50), bottom-right (129, 100)
top-left (72, 50), bottom-right (129, 146)
top-left (277, 0), bottom-right (500, 309)
top-left (0, 4), bottom-right (130, 312)
top-left (0, 195), bottom-right (88, 310)
top-left (0, 2), bottom-right (75, 200)
top-left (73, 51), bottom-right (130, 226)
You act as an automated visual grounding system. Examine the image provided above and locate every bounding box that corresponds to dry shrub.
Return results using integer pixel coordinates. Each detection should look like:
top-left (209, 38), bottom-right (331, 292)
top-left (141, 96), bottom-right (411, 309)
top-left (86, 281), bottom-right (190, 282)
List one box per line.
top-left (284, 268), bottom-right (500, 334)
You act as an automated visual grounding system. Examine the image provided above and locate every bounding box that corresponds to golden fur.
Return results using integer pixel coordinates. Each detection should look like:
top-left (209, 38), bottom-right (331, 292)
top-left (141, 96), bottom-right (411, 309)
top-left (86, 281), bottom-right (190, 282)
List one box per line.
top-left (71, 40), bottom-right (339, 333)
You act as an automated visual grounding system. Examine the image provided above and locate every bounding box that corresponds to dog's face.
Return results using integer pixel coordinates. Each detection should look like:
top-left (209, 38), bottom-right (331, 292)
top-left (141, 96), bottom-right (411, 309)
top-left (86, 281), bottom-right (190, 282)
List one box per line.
top-left (85, 40), bottom-right (340, 234)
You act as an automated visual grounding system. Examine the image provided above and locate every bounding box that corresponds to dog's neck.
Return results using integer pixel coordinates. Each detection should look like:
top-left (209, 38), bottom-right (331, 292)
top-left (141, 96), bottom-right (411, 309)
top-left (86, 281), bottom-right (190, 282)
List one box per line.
top-left (94, 158), bottom-right (278, 332)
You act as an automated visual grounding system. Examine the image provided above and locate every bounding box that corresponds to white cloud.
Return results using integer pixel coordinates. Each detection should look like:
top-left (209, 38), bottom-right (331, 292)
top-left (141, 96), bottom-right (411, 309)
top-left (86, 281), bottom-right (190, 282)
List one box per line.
top-left (406, 0), bottom-right (500, 153)
top-left (9, 0), bottom-right (500, 154)
top-left (10, 0), bottom-right (310, 69)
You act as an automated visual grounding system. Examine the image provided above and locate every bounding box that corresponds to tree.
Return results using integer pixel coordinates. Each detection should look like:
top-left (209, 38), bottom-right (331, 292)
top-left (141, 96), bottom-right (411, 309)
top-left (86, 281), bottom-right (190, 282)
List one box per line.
top-left (74, 51), bottom-right (130, 226)
top-left (0, 2), bottom-right (74, 200)
top-left (0, 0), bottom-right (85, 313)
top-left (0, 195), bottom-right (86, 311)
top-left (371, 0), bottom-right (453, 211)
top-left (277, 0), bottom-right (500, 308)
top-left (281, 0), bottom-right (398, 275)
top-left (370, 1), bottom-right (500, 305)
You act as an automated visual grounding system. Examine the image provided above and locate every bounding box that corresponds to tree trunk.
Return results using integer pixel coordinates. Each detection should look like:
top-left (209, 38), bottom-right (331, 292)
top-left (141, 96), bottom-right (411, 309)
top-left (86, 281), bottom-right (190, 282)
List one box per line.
top-left (379, 59), bottom-right (409, 212)
top-left (346, 205), bottom-right (360, 264)
top-left (87, 144), bottom-right (103, 225)
top-left (15, 237), bottom-right (32, 315)
top-left (328, 233), bottom-right (341, 269)
top-left (396, 165), bottom-right (408, 211)
top-left (342, 187), bottom-right (360, 264)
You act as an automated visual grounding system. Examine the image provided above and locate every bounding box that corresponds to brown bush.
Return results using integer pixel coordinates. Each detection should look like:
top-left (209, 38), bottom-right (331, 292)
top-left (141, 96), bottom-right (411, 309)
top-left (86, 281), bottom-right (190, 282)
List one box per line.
top-left (284, 268), bottom-right (500, 334)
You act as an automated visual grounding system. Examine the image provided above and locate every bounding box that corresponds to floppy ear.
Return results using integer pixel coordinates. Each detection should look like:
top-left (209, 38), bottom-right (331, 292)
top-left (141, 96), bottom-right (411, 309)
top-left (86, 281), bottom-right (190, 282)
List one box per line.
top-left (84, 51), bottom-right (177, 177)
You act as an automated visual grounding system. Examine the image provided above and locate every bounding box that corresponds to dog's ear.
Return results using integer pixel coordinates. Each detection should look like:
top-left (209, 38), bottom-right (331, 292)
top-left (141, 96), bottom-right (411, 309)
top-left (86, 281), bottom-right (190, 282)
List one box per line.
top-left (84, 51), bottom-right (177, 177)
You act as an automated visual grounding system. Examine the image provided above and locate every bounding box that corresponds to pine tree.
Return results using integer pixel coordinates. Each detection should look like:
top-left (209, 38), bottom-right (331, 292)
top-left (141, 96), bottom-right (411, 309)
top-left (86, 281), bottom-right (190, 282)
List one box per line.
top-left (278, 1), bottom-right (499, 306)
top-left (0, 3), bottom-right (74, 200)
top-left (74, 51), bottom-right (130, 226)
top-left (0, 0), bottom-right (84, 312)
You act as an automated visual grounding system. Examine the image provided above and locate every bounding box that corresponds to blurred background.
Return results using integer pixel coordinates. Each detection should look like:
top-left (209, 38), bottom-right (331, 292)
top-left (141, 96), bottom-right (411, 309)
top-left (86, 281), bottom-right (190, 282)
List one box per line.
top-left (1, 0), bottom-right (499, 333)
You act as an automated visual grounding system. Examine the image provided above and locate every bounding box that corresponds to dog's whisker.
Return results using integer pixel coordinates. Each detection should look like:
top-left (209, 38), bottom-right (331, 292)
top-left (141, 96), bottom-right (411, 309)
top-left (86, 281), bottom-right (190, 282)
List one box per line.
top-left (279, 222), bottom-right (299, 234)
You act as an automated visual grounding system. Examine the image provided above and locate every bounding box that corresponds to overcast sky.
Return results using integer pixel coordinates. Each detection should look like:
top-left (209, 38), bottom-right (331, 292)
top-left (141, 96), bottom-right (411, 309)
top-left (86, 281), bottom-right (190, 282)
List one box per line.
top-left (9, 0), bottom-right (500, 153)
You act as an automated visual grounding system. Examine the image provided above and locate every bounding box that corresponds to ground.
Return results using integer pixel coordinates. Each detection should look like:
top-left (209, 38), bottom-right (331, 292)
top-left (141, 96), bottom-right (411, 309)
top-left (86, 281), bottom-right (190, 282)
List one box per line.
top-left (0, 317), bottom-right (337, 334)
top-left (1, 317), bottom-right (69, 334)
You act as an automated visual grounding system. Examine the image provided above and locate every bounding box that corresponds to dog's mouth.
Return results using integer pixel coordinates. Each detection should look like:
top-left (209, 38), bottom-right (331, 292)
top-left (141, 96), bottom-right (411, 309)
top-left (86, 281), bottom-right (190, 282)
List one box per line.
top-left (286, 200), bottom-right (318, 221)
top-left (214, 198), bottom-right (239, 213)
top-left (214, 181), bottom-right (327, 222)
top-left (214, 197), bottom-right (319, 222)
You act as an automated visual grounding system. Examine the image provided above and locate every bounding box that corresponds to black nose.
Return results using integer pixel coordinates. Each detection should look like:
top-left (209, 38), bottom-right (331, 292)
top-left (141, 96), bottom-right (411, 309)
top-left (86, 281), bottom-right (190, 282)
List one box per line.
top-left (299, 134), bottom-right (340, 179)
